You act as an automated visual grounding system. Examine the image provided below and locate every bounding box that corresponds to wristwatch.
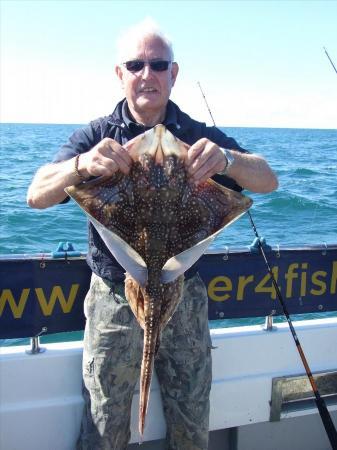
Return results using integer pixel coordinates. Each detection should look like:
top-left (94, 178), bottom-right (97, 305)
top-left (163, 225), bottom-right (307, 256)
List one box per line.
top-left (218, 148), bottom-right (235, 175)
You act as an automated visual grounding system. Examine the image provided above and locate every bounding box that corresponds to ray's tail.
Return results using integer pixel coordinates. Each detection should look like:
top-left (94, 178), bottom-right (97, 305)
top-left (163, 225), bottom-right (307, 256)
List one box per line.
top-left (139, 324), bottom-right (160, 436)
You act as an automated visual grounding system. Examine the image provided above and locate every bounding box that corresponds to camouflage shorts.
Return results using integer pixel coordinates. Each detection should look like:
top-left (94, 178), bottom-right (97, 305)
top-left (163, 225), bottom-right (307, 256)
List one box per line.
top-left (77, 272), bottom-right (212, 450)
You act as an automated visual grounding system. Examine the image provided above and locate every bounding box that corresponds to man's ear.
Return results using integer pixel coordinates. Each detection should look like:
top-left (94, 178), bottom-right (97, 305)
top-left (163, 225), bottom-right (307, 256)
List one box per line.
top-left (115, 65), bottom-right (124, 87)
top-left (171, 62), bottom-right (179, 87)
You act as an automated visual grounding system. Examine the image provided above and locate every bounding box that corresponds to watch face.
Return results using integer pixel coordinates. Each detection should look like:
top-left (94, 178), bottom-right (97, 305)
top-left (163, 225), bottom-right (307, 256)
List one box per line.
top-left (218, 148), bottom-right (235, 175)
top-left (222, 148), bottom-right (234, 167)
top-left (225, 149), bottom-right (235, 166)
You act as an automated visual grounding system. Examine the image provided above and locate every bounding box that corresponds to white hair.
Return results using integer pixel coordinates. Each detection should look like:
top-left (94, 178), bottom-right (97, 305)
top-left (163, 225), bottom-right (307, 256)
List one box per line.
top-left (116, 18), bottom-right (174, 63)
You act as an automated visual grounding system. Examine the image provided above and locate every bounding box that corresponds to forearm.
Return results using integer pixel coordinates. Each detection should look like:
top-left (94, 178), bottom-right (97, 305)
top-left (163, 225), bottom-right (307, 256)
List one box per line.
top-left (226, 151), bottom-right (278, 193)
top-left (27, 157), bottom-right (80, 209)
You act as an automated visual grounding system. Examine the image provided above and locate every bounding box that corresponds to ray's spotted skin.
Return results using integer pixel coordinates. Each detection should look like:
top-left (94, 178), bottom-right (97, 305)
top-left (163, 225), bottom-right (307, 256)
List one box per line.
top-left (66, 125), bottom-right (252, 436)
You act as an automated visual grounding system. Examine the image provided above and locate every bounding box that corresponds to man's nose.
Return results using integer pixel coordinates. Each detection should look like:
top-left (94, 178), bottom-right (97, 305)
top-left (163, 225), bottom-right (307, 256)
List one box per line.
top-left (141, 63), bottom-right (154, 78)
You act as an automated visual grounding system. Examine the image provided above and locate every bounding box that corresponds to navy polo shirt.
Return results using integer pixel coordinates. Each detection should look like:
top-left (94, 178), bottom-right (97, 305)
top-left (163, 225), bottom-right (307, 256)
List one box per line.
top-left (53, 98), bottom-right (248, 283)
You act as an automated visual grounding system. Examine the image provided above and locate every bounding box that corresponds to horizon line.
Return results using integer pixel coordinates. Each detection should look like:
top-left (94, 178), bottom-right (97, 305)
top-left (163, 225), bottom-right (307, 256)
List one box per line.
top-left (0, 121), bottom-right (336, 131)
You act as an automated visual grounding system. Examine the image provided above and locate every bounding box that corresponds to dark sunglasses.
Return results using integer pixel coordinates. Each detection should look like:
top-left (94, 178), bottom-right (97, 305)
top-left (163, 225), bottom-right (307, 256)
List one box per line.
top-left (123, 59), bottom-right (171, 72)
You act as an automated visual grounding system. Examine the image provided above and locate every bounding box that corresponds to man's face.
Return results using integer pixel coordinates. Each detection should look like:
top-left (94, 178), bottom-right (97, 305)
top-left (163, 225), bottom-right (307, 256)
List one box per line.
top-left (116, 35), bottom-right (179, 120)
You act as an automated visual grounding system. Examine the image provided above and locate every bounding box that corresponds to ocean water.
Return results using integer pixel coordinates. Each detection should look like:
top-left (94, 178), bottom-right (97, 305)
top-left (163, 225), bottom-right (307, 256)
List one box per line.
top-left (1, 123), bottom-right (337, 254)
top-left (1, 123), bottom-right (337, 344)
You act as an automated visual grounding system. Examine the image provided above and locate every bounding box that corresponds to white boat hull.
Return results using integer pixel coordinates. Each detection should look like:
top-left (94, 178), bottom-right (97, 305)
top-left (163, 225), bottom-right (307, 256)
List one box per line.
top-left (1, 318), bottom-right (337, 449)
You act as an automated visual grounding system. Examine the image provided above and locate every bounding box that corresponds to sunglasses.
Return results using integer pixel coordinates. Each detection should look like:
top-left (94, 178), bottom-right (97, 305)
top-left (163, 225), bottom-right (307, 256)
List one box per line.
top-left (123, 59), bottom-right (171, 72)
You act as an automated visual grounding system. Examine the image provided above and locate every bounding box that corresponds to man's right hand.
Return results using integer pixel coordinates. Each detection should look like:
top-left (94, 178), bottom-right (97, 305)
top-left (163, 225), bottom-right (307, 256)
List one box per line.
top-left (78, 138), bottom-right (132, 178)
top-left (27, 138), bottom-right (133, 209)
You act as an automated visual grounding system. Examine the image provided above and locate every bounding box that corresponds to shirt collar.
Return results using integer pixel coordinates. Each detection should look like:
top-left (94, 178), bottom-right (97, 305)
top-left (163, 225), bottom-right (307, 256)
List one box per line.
top-left (121, 99), bottom-right (181, 135)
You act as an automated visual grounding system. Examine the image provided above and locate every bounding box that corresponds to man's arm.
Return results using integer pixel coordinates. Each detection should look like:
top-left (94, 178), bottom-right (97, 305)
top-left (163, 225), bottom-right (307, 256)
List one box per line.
top-left (27, 138), bottom-right (132, 209)
top-left (27, 158), bottom-right (81, 209)
top-left (186, 138), bottom-right (278, 193)
top-left (221, 150), bottom-right (278, 193)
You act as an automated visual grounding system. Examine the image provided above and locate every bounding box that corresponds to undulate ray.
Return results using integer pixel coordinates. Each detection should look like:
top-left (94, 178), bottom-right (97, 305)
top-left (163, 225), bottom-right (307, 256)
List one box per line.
top-left (65, 125), bottom-right (252, 436)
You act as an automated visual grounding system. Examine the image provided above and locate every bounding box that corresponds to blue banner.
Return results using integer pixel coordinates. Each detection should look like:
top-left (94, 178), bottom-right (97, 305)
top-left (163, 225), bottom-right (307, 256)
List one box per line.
top-left (200, 248), bottom-right (337, 321)
top-left (1, 246), bottom-right (337, 339)
top-left (0, 258), bottom-right (91, 339)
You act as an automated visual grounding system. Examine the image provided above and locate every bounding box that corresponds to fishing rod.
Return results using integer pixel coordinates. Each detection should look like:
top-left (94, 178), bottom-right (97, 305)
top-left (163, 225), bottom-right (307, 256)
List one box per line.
top-left (197, 82), bottom-right (337, 449)
top-left (324, 47), bottom-right (337, 75)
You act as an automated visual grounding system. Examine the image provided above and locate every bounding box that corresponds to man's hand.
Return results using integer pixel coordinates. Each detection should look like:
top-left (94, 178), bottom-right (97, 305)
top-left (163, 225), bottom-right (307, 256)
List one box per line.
top-left (186, 138), bottom-right (226, 184)
top-left (78, 138), bottom-right (132, 178)
top-left (27, 138), bottom-right (133, 209)
top-left (185, 138), bottom-right (278, 193)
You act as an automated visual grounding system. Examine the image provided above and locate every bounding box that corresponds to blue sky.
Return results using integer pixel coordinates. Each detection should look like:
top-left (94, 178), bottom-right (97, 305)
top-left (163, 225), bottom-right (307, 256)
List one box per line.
top-left (1, 0), bottom-right (336, 128)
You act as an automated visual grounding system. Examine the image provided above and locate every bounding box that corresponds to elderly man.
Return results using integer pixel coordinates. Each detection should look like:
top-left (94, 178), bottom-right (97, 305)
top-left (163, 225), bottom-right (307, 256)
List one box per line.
top-left (27, 20), bottom-right (277, 450)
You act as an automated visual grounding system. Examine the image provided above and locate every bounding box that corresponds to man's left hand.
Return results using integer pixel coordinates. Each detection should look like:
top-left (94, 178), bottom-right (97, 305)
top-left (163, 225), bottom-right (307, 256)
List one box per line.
top-left (185, 138), bottom-right (226, 184)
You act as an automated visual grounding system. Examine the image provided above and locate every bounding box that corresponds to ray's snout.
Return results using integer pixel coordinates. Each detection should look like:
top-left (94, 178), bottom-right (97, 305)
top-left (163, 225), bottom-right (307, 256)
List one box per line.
top-left (126, 124), bottom-right (188, 166)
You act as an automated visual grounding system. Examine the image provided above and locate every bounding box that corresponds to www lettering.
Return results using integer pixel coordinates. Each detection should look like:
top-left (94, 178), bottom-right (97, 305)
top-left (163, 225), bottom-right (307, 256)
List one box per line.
top-left (0, 284), bottom-right (79, 318)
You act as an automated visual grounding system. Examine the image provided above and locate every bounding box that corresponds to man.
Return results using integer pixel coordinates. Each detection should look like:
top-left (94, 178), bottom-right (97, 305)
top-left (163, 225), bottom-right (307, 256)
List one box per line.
top-left (27, 20), bottom-right (277, 450)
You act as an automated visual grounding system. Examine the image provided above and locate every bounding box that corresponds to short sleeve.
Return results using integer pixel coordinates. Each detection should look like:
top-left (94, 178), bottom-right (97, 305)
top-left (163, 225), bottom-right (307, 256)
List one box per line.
top-left (52, 124), bottom-right (97, 163)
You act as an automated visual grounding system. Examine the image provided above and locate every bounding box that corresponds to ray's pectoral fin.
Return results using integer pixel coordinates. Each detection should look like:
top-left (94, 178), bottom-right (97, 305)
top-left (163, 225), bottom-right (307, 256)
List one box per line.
top-left (65, 182), bottom-right (148, 287)
top-left (162, 180), bottom-right (253, 284)
top-left (88, 215), bottom-right (148, 286)
top-left (161, 233), bottom-right (222, 284)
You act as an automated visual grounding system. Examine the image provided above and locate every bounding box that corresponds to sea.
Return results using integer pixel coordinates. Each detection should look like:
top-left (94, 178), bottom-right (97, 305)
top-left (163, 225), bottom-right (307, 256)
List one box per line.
top-left (1, 123), bottom-right (337, 346)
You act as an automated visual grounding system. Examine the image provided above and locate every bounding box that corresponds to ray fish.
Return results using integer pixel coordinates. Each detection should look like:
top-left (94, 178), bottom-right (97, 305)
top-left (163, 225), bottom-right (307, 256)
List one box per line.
top-left (66, 124), bottom-right (252, 437)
